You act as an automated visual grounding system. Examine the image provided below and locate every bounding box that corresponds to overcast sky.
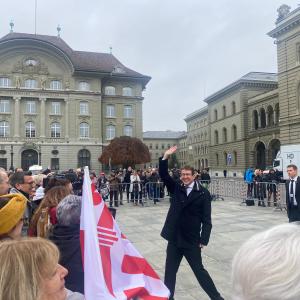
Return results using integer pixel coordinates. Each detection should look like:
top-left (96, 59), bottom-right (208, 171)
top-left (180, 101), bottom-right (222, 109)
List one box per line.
top-left (0, 0), bottom-right (299, 131)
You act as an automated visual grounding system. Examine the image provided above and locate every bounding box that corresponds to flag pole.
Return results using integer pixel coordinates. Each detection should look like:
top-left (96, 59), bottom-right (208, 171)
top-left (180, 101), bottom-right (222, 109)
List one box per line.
top-left (34, 0), bottom-right (37, 34)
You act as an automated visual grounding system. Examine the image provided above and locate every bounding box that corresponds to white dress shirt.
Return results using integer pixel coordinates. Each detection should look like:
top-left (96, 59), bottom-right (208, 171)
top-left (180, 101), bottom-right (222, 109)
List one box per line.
top-left (289, 176), bottom-right (298, 206)
top-left (185, 181), bottom-right (195, 196)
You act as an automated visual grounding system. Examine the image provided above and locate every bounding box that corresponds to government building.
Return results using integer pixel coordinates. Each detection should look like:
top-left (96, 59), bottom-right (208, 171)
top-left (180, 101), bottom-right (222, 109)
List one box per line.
top-left (0, 31), bottom-right (150, 171)
top-left (175, 5), bottom-right (300, 177)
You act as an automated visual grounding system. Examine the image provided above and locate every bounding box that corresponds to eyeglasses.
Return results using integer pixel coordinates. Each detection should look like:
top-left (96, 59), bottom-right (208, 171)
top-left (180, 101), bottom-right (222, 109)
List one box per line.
top-left (23, 181), bottom-right (34, 186)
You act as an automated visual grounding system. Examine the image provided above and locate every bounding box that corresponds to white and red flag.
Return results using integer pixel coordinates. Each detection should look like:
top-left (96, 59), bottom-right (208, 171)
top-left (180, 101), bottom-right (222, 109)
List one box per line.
top-left (80, 167), bottom-right (170, 300)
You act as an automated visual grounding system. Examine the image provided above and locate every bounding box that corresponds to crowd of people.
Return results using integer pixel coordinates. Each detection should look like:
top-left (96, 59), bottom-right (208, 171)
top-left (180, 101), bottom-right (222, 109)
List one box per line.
top-left (0, 157), bottom-right (299, 299)
top-left (244, 167), bottom-right (282, 207)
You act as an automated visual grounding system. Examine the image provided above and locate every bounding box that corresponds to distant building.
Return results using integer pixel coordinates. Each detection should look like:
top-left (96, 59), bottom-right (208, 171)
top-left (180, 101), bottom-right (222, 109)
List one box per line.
top-left (0, 32), bottom-right (150, 171)
top-left (181, 3), bottom-right (300, 177)
top-left (143, 131), bottom-right (185, 167)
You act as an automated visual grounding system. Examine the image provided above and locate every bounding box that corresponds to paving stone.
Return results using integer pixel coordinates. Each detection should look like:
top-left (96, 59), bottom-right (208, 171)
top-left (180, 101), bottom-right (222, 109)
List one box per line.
top-left (115, 198), bottom-right (287, 300)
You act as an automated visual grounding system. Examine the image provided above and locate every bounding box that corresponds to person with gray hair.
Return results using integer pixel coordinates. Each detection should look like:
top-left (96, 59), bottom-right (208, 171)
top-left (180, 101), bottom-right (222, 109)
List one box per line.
top-left (49, 194), bottom-right (84, 294)
top-left (231, 223), bottom-right (300, 300)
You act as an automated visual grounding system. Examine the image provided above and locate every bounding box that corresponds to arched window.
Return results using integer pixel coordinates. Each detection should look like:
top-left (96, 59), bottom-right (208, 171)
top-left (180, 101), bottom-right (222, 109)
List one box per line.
top-left (0, 77), bottom-right (11, 88)
top-left (232, 101), bottom-right (236, 115)
top-left (50, 122), bottom-right (61, 138)
top-left (124, 105), bottom-right (133, 118)
top-left (79, 122), bottom-right (89, 138)
top-left (0, 121), bottom-right (9, 137)
top-left (78, 149), bottom-right (91, 168)
top-left (223, 105), bottom-right (226, 118)
top-left (260, 108), bottom-right (266, 128)
top-left (214, 130), bottom-right (219, 145)
top-left (24, 79), bottom-right (37, 89)
top-left (122, 87), bottom-right (132, 96)
top-left (253, 110), bottom-right (259, 129)
top-left (105, 86), bottom-right (116, 96)
top-left (124, 125), bottom-right (133, 137)
top-left (50, 80), bottom-right (62, 90)
top-left (106, 125), bottom-right (115, 140)
top-left (267, 105), bottom-right (274, 126)
top-left (78, 81), bottom-right (90, 91)
top-left (214, 109), bottom-right (218, 121)
top-left (223, 127), bottom-right (227, 143)
top-left (232, 125), bottom-right (237, 141)
top-left (25, 122), bottom-right (36, 138)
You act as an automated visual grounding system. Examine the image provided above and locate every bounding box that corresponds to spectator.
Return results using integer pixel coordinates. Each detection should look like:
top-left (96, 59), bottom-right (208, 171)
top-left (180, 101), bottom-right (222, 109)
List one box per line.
top-left (0, 238), bottom-right (84, 299)
top-left (244, 167), bottom-right (254, 197)
top-left (97, 172), bottom-right (109, 201)
top-left (32, 173), bottom-right (46, 210)
top-left (108, 172), bottom-right (121, 207)
top-left (254, 169), bottom-right (265, 207)
top-left (266, 169), bottom-right (279, 207)
top-left (148, 168), bottom-right (160, 204)
top-left (130, 170), bottom-right (141, 205)
top-left (123, 166), bottom-right (133, 202)
top-left (29, 186), bottom-right (71, 237)
top-left (9, 171), bottom-right (35, 223)
top-left (44, 177), bottom-right (73, 194)
top-left (0, 170), bottom-right (9, 195)
top-left (49, 194), bottom-right (84, 294)
top-left (0, 194), bottom-right (27, 241)
top-left (232, 223), bottom-right (300, 300)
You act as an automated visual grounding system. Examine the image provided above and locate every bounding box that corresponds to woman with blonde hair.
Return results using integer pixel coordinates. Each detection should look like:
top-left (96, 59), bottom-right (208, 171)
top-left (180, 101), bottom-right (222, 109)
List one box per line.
top-left (0, 238), bottom-right (84, 300)
top-left (29, 186), bottom-right (71, 237)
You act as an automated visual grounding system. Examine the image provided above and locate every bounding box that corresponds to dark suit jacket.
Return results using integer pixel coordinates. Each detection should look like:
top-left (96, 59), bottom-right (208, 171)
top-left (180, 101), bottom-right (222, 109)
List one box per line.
top-left (159, 158), bottom-right (212, 248)
top-left (286, 177), bottom-right (300, 221)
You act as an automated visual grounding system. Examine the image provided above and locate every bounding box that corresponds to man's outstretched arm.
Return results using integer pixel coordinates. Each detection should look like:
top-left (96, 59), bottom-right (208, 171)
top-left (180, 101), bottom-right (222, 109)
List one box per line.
top-left (159, 146), bottom-right (178, 194)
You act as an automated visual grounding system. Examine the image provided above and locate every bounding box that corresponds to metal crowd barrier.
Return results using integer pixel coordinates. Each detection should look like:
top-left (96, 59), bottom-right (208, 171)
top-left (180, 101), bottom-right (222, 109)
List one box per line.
top-left (97, 181), bottom-right (168, 207)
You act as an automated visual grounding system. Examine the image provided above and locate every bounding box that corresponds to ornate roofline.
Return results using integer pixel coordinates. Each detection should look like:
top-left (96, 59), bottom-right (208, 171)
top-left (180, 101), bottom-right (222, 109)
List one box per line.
top-left (184, 106), bottom-right (208, 121)
top-left (203, 76), bottom-right (277, 104)
top-left (268, 7), bottom-right (300, 38)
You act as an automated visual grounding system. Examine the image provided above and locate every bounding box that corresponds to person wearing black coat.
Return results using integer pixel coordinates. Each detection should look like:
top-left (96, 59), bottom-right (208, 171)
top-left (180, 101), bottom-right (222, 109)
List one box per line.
top-left (159, 146), bottom-right (224, 300)
top-left (286, 164), bottom-right (300, 222)
top-left (49, 195), bottom-right (84, 294)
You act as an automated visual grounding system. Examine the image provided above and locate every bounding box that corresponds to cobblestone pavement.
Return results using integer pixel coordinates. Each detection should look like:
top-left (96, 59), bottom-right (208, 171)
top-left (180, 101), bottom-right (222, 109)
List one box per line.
top-left (115, 198), bottom-right (287, 300)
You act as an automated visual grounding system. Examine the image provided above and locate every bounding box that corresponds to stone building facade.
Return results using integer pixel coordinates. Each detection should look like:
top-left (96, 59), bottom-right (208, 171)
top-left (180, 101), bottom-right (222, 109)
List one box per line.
top-left (179, 5), bottom-right (300, 177)
top-left (184, 107), bottom-right (209, 170)
top-left (143, 131), bottom-right (185, 167)
top-left (0, 32), bottom-right (150, 171)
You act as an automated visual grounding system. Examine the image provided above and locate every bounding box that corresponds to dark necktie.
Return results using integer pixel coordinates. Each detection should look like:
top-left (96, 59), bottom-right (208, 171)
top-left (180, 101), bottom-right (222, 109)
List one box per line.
top-left (290, 180), bottom-right (294, 205)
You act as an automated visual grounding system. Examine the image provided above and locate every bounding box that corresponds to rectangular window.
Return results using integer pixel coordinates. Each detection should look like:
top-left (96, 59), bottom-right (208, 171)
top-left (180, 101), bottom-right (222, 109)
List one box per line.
top-left (80, 102), bottom-right (89, 115)
top-left (51, 102), bottom-right (61, 115)
top-left (51, 158), bottom-right (59, 171)
top-left (106, 105), bottom-right (115, 117)
top-left (0, 78), bottom-right (11, 87)
top-left (26, 101), bottom-right (36, 114)
top-left (124, 105), bottom-right (133, 118)
top-left (0, 100), bottom-right (10, 113)
top-left (50, 80), bottom-right (62, 90)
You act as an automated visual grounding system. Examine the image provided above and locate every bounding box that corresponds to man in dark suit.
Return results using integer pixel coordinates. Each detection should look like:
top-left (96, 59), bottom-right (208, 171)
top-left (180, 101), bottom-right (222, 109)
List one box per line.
top-left (159, 146), bottom-right (224, 300)
top-left (286, 164), bottom-right (300, 222)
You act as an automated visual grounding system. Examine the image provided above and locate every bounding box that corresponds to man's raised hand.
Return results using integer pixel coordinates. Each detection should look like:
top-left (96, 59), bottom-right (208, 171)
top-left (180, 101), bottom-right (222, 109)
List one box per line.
top-left (163, 146), bottom-right (177, 160)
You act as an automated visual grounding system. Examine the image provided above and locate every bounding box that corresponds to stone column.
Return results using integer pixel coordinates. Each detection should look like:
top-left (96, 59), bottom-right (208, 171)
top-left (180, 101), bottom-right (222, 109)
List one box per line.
top-left (266, 112), bottom-right (269, 127)
top-left (258, 113), bottom-right (261, 128)
top-left (64, 99), bottom-right (69, 138)
top-left (273, 109), bottom-right (277, 125)
top-left (40, 98), bottom-right (46, 138)
top-left (13, 97), bottom-right (21, 138)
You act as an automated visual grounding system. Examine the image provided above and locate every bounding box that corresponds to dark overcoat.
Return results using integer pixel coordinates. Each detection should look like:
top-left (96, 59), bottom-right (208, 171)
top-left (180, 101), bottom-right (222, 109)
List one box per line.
top-left (286, 177), bottom-right (300, 222)
top-left (159, 158), bottom-right (212, 248)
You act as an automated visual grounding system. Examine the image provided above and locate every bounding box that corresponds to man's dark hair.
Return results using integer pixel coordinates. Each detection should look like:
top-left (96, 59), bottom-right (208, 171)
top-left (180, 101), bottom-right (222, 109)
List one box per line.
top-left (181, 166), bottom-right (195, 175)
top-left (9, 171), bottom-right (26, 187)
top-left (287, 164), bottom-right (298, 170)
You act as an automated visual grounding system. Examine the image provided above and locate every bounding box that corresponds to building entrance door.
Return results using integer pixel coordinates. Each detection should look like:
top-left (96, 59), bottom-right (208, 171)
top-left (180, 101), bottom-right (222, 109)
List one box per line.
top-left (21, 149), bottom-right (38, 171)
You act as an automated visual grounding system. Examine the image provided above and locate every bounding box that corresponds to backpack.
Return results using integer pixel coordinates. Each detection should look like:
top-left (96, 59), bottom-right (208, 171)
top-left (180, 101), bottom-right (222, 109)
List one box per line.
top-left (36, 207), bottom-right (51, 238)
